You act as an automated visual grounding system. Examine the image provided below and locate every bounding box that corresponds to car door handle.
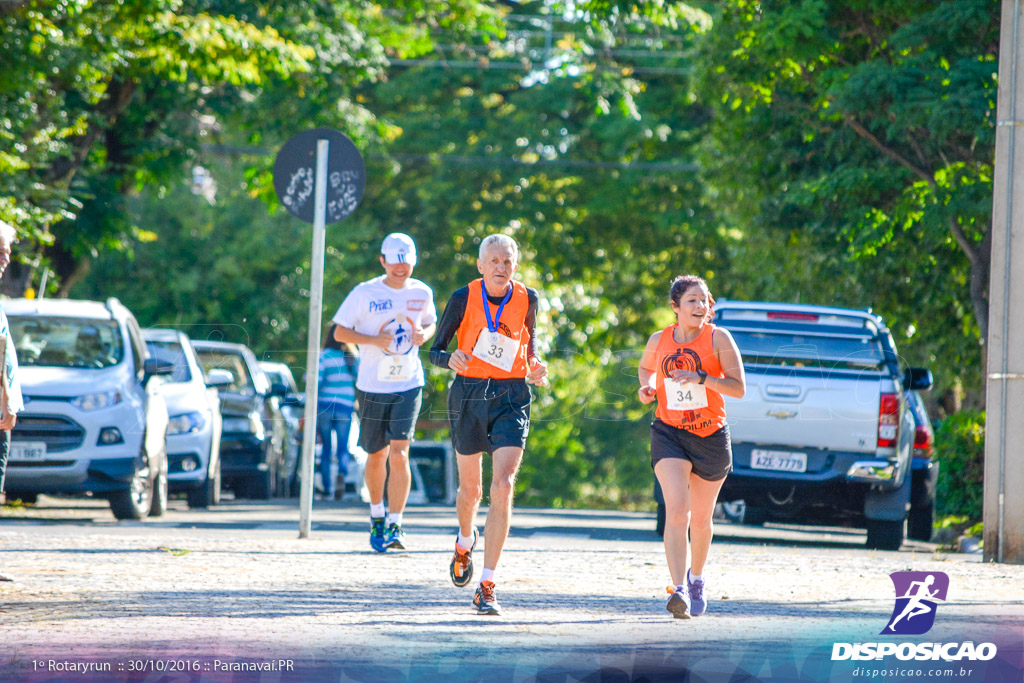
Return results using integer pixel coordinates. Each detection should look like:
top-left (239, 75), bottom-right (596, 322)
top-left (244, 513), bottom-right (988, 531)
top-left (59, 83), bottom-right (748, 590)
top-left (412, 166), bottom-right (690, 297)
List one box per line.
top-left (765, 384), bottom-right (801, 397)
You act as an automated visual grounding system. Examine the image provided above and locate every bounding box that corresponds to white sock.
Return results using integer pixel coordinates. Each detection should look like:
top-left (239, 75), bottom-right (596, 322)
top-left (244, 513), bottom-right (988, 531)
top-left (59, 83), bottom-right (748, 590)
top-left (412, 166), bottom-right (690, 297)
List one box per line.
top-left (457, 532), bottom-right (474, 550)
top-left (387, 512), bottom-right (403, 526)
top-left (480, 568), bottom-right (495, 584)
top-left (370, 502), bottom-right (386, 518)
top-left (688, 569), bottom-right (703, 583)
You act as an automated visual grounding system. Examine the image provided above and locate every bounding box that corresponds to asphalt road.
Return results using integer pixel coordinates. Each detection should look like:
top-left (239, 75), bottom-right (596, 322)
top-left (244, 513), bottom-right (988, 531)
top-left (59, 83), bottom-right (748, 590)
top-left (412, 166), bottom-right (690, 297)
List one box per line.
top-left (1, 496), bottom-right (1022, 682)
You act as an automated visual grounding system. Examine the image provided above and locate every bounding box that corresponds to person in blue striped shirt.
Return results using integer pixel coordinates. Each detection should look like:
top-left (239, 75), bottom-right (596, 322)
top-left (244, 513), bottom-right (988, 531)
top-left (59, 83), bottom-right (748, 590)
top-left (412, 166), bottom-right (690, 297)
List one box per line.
top-left (317, 324), bottom-right (358, 500)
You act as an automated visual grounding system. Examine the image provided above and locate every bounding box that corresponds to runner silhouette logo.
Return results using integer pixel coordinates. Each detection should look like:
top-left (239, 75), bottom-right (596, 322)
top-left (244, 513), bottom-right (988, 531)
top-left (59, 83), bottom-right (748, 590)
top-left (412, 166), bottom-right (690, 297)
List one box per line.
top-left (883, 571), bottom-right (949, 635)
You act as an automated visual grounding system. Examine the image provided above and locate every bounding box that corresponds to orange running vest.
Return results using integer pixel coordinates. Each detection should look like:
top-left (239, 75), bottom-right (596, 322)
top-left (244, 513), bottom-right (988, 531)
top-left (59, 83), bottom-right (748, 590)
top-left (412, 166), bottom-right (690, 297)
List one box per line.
top-left (455, 278), bottom-right (531, 379)
top-left (654, 323), bottom-right (727, 437)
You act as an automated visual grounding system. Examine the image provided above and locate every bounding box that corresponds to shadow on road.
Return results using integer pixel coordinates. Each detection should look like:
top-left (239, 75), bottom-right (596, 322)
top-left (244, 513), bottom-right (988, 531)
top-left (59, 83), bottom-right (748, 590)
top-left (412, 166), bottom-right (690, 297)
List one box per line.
top-left (2, 498), bottom-right (934, 553)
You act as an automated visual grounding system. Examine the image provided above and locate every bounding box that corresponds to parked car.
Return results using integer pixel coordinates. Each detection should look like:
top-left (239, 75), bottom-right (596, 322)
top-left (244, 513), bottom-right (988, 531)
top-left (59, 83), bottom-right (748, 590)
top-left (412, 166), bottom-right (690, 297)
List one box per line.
top-left (906, 390), bottom-right (939, 542)
top-left (4, 298), bottom-right (173, 520)
top-left (144, 328), bottom-right (229, 508)
top-left (259, 361), bottom-right (303, 496)
top-left (655, 301), bottom-right (933, 551)
top-left (190, 340), bottom-right (288, 499)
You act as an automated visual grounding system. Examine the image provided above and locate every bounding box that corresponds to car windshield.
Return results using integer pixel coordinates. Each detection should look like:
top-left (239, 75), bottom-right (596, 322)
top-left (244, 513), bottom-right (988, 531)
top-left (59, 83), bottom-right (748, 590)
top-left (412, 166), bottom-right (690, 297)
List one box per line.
top-left (730, 331), bottom-right (886, 371)
top-left (145, 340), bottom-right (192, 383)
top-left (9, 316), bottom-right (124, 369)
top-left (195, 350), bottom-right (254, 395)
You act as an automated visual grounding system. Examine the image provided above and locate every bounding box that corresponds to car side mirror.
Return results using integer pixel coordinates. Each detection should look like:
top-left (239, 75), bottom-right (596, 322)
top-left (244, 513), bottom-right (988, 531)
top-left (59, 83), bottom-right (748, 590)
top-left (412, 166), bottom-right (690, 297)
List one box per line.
top-left (904, 367), bottom-right (934, 391)
top-left (205, 369), bottom-right (234, 388)
top-left (143, 357), bottom-right (175, 381)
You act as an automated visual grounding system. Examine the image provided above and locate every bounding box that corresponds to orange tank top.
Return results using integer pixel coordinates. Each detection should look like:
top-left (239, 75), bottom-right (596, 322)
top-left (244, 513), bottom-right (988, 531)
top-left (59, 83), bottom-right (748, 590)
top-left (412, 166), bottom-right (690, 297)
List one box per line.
top-left (654, 323), bottom-right (727, 437)
top-left (455, 278), bottom-right (531, 379)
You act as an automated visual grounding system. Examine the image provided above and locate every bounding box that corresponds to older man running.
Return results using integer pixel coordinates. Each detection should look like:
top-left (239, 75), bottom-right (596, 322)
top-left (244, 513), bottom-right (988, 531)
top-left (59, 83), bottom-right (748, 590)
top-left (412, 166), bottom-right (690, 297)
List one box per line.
top-left (429, 234), bottom-right (547, 615)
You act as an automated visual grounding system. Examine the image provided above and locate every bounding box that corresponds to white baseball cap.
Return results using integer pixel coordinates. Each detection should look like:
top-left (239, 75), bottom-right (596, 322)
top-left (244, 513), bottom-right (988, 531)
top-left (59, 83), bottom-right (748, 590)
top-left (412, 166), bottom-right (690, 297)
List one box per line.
top-left (381, 232), bottom-right (417, 266)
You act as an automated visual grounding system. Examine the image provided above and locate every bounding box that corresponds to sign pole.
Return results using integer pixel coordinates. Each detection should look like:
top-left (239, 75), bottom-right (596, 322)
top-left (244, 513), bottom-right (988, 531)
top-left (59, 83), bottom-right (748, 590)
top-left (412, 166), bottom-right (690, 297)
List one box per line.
top-left (298, 139), bottom-right (330, 539)
top-left (273, 127), bottom-right (364, 539)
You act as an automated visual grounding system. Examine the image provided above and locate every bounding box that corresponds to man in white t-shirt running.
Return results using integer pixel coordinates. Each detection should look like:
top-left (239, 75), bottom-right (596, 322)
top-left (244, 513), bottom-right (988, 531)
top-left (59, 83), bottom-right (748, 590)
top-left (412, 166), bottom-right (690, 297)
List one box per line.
top-left (332, 233), bottom-right (437, 552)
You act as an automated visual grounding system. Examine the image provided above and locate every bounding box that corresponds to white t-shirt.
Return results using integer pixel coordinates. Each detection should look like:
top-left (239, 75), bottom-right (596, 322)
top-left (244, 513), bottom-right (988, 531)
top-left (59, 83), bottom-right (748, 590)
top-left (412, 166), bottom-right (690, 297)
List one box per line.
top-left (332, 275), bottom-right (437, 393)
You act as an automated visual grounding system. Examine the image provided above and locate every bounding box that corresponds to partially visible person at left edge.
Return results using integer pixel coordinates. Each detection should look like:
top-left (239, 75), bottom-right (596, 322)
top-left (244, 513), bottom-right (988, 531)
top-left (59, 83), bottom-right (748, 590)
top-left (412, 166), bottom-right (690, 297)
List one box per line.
top-left (0, 219), bottom-right (25, 582)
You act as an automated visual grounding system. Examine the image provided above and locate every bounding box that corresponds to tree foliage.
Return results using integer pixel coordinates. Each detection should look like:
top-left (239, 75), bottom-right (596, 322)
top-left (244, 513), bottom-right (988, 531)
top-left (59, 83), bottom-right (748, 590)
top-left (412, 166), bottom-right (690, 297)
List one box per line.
top-left (695, 0), bottom-right (998, 404)
top-left (0, 0), bottom-right (503, 294)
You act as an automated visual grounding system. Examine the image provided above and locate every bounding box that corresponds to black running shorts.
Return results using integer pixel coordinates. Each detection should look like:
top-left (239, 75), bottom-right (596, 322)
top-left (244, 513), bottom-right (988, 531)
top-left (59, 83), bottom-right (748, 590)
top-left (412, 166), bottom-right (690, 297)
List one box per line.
top-left (447, 375), bottom-right (532, 455)
top-left (355, 386), bottom-right (423, 453)
top-left (650, 419), bottom-right (732, 482)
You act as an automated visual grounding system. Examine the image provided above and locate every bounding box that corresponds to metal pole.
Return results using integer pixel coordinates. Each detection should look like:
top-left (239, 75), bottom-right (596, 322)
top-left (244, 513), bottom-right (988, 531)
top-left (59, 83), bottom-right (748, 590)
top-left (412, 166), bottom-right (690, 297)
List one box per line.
top-left (985, 0), bottom-right (1024, 563)
top-left (298, 139), bottom-right (329, 539)
top-left (996, 0), bottom-right (1019, 566)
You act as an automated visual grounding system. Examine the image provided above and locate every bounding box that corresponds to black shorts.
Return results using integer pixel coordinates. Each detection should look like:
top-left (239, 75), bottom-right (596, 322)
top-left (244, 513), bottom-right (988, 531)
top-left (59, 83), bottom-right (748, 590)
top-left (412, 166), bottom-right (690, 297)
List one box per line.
top-left (447, 376), bottom-right (532, 455)
top-left (355, 386), bottom-right (423, 453)
top-left (650, 419), bottom-right (732, 482)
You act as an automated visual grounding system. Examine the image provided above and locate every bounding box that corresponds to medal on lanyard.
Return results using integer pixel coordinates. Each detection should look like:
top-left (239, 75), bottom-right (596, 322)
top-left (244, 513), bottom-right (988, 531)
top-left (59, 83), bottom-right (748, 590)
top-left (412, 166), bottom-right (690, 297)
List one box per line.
top-left (482, 279), bottom-right (513, 338)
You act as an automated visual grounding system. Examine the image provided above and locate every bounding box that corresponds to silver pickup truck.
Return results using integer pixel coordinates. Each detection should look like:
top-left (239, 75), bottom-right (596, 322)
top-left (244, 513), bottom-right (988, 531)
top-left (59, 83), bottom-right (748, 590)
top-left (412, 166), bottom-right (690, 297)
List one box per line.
top-left (711, 301), bottom-right (934, 550)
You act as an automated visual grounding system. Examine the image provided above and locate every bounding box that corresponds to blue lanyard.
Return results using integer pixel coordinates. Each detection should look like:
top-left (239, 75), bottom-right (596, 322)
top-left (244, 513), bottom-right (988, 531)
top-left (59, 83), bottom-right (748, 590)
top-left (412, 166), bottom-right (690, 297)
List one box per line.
top-left (481, 280), bottom-right (513, 333)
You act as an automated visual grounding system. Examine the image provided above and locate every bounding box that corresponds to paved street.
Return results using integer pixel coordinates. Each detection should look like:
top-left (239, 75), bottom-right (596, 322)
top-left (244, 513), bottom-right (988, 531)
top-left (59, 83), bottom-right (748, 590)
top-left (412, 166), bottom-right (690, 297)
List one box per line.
top-left (1, 497), bottom-right (1022, 682)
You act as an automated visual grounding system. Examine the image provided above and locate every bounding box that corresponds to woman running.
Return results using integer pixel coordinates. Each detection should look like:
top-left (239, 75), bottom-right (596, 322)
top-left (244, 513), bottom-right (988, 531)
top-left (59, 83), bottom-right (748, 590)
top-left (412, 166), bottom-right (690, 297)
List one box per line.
top-left (637, 275), bottom-right (746, 619)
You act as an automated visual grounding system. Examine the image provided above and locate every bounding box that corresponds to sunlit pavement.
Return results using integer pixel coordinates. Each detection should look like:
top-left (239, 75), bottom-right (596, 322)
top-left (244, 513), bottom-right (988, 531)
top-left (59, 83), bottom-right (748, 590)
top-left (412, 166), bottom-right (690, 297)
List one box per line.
top-left (1, 497), bottom-right (1021, 681)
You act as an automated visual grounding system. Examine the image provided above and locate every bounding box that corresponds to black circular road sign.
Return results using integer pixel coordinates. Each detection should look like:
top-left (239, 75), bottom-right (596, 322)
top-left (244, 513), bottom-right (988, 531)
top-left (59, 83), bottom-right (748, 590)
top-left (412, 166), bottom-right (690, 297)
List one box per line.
top-left (272, 128), bottom-right (365, 224)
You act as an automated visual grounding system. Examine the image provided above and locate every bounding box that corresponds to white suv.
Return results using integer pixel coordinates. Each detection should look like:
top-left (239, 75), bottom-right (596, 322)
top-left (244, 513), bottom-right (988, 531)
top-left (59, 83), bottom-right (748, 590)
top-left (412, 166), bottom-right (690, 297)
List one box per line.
top-left (4, 298), bottom-right (172, 520)
top-left (144, 328), bottom-right (227, 508)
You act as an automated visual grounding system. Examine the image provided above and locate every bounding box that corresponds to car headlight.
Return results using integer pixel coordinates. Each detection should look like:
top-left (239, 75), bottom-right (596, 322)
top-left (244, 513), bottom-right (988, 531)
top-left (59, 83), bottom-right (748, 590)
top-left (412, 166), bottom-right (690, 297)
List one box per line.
top-left (167, 411), bottom-right (208, 435)
top-left (222, 413), bottom-right (264, 439)
top-left (71, 391), bottom-right (123, 411)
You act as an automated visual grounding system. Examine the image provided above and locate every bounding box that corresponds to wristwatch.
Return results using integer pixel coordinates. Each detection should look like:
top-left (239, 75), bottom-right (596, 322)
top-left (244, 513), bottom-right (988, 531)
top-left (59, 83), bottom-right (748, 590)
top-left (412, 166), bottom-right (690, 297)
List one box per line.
top-left (697, 370), bottom-right (707, 385)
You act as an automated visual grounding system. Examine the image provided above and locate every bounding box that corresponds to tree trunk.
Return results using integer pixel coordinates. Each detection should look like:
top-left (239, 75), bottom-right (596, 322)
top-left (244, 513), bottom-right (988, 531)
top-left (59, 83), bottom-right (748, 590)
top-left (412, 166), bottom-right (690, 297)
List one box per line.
top-left (56, 256), bottom-right (90, 298)
top-left (964, 217), bottom-right (992, 344)
top-left (45, 78), bottom-right (137, 186)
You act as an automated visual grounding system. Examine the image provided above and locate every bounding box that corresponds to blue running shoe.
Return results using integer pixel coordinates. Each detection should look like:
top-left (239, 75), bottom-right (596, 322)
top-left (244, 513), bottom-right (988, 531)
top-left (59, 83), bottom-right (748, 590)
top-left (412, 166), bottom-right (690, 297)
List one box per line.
top-left (666, 585), bottom-right (691, 619)
top-left (370, 517), bottom-right (388, 553)
top-left (688, 571), bottom-right (707, 616)
top-left (386, 523), bottom-right (406, 550)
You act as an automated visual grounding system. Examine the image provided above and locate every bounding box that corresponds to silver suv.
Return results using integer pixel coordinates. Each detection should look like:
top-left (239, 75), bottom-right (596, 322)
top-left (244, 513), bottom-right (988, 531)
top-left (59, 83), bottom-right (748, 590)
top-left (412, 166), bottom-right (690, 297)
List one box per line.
top-left (4, 298), bottom-right (172, 520)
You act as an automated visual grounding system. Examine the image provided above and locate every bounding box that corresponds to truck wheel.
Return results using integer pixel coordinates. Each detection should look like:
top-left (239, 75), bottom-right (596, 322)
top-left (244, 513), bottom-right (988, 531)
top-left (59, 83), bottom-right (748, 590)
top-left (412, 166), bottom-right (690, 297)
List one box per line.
top-left (248, 470), bottom-right (273, 500)
top-left (908, 502), bottom-right (935, 542)
top-left (656, 502), bottom-right (666, 537)
top-left (866, 519), bottom-right (905, 551)
top-left (720, 501), bottom-right (746, 524)
top-left (188, 460), bottom-right (221, 508)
